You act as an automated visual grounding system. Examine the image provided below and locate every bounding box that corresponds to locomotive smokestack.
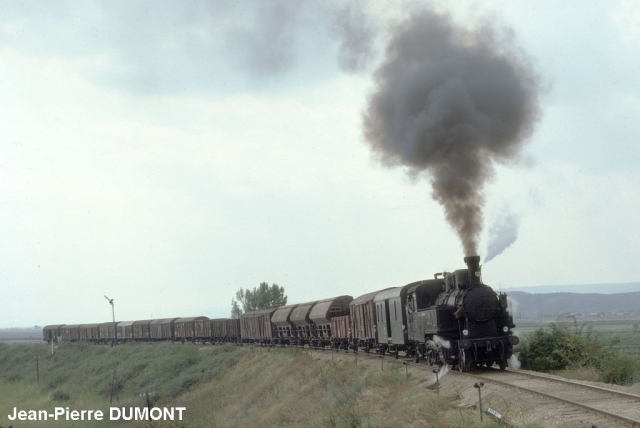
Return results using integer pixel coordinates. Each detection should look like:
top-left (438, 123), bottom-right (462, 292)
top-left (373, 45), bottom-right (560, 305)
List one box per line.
top-left (464, 256), bottom-right (482, 285)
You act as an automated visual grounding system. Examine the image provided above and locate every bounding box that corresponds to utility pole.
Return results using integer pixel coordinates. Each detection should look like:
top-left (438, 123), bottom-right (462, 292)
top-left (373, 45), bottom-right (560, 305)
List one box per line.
top-left (104, 295), bottom-right (118, 346)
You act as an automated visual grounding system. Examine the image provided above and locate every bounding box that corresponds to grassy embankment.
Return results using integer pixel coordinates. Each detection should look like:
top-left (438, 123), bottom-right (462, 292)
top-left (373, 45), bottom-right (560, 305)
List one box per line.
top-left (1, 342), bottom-right (516, 428)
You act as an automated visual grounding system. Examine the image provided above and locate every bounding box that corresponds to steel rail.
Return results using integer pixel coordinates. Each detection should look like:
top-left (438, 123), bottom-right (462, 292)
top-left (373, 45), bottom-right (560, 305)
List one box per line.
top-left (458, 370), bottom-right (640, 427)
top-left (503, 368), bottom-right (640, 401)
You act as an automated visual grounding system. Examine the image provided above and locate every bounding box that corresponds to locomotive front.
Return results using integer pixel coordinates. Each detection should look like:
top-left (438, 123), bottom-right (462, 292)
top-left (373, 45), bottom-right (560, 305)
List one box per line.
top-left (416, 256), bottom-right (519, 371)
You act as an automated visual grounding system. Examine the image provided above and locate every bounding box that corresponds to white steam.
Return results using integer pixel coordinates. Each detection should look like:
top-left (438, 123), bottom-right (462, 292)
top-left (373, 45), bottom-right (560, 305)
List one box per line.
top-left (508, 354), bottom-right (521, 370)
top-left (428, 363), bottom-right (451, 386)
top-left (507, 297), bottom-right (519, 317)
top-left (432, 335), bottom-right (451, 349)
top-left (485, 212), bottom-right (520, 263)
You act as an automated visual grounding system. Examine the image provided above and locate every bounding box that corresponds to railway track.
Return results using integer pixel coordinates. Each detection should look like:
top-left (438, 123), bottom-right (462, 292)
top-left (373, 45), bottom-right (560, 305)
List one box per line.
top-left (300, 347), bottom-right (640, 426)
top-left (455, 368), bottom-right (640, 427)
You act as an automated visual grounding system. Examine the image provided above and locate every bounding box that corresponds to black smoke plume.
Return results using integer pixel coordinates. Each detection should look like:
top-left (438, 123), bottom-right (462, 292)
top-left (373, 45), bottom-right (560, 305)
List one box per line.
top-left (363, 10), bottom-right (540, 255)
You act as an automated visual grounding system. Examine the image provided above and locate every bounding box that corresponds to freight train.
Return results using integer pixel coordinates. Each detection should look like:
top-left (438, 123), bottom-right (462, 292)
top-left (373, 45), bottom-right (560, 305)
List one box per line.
top-left (43, 256), bottom-right (518, 372)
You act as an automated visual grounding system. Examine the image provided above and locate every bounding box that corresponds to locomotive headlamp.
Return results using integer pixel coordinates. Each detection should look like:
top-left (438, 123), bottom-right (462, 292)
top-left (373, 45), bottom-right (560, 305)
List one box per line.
top-left (509, 336), bottom-right (520, 345)
top-left (503, 326), bottom-right (509, 332)
top-left (462, 329), bottom-right (469, 336)
top-left (475, 271), bottom-right (481, 277)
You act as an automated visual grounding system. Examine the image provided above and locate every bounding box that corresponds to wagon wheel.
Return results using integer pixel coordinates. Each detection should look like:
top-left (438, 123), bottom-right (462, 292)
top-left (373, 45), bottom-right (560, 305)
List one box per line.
top-left (458, 349), bottom-right (469, 373)
top-left (394, 352), bottom-right (399, 360)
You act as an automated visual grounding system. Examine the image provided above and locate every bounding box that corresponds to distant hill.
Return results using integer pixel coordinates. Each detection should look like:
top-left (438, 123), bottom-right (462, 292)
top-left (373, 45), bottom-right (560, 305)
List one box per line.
top-left (496, 282), bottom-right (640, 294)
top-left (504, 290), bottom-right (640, 319)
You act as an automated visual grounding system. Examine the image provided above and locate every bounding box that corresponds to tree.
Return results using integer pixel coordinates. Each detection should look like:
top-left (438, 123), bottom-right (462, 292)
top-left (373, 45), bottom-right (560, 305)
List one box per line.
top-left (230, 282), bottom-right (287, 318)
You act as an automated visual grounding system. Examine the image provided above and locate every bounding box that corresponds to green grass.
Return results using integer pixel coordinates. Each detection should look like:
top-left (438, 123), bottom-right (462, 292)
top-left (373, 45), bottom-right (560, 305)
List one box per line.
top-left (0, 342), bottom-right (243, 427)
top-left (0, 342), bottom-right (522, 428)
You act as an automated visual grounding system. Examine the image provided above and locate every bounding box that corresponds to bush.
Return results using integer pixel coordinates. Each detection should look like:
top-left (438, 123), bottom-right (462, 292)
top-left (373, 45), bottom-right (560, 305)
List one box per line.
top-left (599, 353), bottom-right (639, 385)
top-left (516, 323), bottom-right (640, 385)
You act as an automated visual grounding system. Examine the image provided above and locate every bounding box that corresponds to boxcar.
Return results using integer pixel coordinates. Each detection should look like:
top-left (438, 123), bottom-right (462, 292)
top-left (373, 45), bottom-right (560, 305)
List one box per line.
top-left (98, 322), bottom-right (119, 344)
top-left (309, 295), bottom-right (353, 348)
top-left (240, 309), bottom-right (277, 344)
top-left (149, 318), bottom-right (179, 341)
top-left (60, 324), bottom-right (81, 342)
top-left (175, 316), bottom-right (209, 342)
top-left (289, 301), bottom-right (318, 345)
top-left (132, 319), bottom-right (153, 341)
top-left (116, 321), bottom-right (135, 342)
top-left (350, 288), bottom-right (393, 352)
top-left (211, 318), bottom-right (241, 343)
top-left (194, 318), bottom-right (212, 342)
top-left (78, 323), bottom-right (101, 342)
top-left (42, 324), bottom-right (65, 343)
top-left (330, 315), bottom-right (351, 350)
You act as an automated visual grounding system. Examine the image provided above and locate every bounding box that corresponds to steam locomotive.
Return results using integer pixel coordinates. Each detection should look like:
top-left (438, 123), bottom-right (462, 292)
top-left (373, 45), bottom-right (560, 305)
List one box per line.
top-left (408, 256), bottom-right (518, 370)
top-left (44, 256), bottom-right (518, 372)
top-left (345, 255), bottom-right (517, 371)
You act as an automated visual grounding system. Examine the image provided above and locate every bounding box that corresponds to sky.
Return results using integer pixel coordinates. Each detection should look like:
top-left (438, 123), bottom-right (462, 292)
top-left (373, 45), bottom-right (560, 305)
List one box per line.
top-left (1, 1), bottom-right (639, 327)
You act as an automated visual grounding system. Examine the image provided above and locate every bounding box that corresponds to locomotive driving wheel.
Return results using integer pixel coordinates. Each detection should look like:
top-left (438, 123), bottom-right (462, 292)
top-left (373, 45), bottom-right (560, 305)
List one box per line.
top-left (458, 349), bottom-right (471, 372)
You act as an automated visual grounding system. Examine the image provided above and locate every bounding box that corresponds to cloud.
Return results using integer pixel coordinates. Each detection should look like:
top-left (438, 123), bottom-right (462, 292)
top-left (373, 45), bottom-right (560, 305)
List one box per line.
top-left (330, 3), bottom-right (378, 73)
top-left (612, 0), bottom-right (640, 44)
top-left (0, 1), bottom-right (383, 96)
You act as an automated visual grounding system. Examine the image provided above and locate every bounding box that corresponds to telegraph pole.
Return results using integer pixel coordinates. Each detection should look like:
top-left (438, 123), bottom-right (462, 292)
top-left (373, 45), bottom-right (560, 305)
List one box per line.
top-left (104, 295), bottom-right (118, 346)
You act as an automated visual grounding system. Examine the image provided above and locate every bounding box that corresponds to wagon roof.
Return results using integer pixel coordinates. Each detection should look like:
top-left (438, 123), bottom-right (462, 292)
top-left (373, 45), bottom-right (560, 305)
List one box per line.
top-left (373, 281), bottom-right (425, 302)
top-left (210, 318), bottom-right (234, 321)
top-left (43, 324), bottom-right (65, 330)
top-left (99, 322), bottom-right (119, 327)
top-left (80, 323), bottom-right (101, 328)
top-left (350, 288), bottom-right (394, 305)
top-left (149, 318), bottom-right (180, 325)
top-left (290, 301), bottom-right (319, 322)
top-left (132, 319), bottom-right (153, 325)
top-left (272, 305), bottom-right (297, 323)
top-left (175, 316), bottom-right (209, 323)
top-left (241, 309), bottom-right (277, 318)
top-left (315, 295), bottom-right (353, 304)
top-left (309, 295), bottom-right (353, 319)
top-left (117, 321), bottom-right (136, 327)
top-left (60, 324), bottom-right (82, 329)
